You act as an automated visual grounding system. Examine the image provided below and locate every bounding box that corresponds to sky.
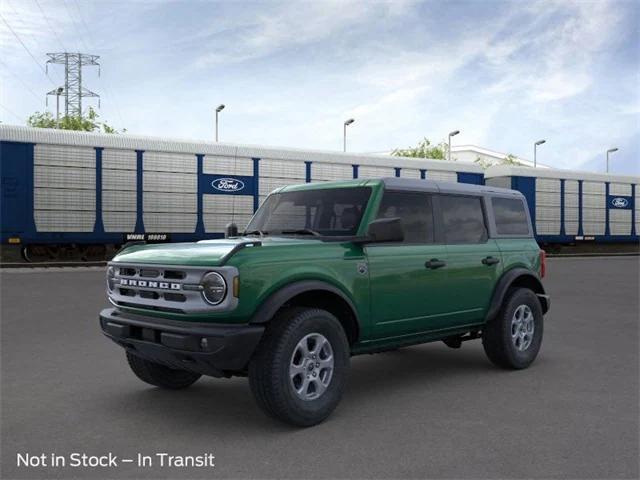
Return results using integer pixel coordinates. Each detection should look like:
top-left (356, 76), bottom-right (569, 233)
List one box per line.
top-left (1, 0), bottom-right (638, 175)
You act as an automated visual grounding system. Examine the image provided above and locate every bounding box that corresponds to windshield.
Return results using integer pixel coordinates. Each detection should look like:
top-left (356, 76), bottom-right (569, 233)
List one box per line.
top-left (245, 187), bottom-right (372, 237)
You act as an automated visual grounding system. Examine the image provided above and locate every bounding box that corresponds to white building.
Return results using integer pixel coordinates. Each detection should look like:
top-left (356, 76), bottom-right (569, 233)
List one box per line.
top-left (450, 145), bottom-right (550, 168)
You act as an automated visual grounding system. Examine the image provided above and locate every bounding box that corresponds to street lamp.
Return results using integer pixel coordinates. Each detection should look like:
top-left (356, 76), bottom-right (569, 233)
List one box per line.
top-left (343, 118), bottom-right (355, 152)
top-left (215, 104), bottom-right (225, 142)
top-left (606, 148), bottom-right (618, 173)
top-left (534, 139), bottom-right (546, 168)
top-left (448, 130), bottom-right (460, 162)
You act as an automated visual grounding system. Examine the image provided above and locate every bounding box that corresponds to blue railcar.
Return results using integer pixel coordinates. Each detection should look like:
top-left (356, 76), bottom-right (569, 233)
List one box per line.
top-left (485, 165), bottom-right (639, 245)
top-left (1, 126), bottom-right (484, 260)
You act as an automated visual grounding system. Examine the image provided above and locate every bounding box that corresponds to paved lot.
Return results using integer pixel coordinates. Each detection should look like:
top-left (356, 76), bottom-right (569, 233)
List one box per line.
top-left (1, 257), bottom-right (638, 479)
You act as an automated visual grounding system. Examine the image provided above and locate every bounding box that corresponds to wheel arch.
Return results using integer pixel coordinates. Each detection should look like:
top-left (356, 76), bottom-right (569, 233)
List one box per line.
top-left (249, 280), bottom-right (360, 345)
top-left (485, 268), bottom-right (549, 322)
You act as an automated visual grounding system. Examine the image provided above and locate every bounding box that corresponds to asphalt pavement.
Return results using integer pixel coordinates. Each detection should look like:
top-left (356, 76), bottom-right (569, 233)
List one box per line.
top-left (1, 257), bottom-right (638, 479)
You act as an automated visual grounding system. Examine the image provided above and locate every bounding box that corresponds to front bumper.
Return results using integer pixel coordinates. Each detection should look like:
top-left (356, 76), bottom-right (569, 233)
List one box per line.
top-left (99, 308), bottom-right (264, 377)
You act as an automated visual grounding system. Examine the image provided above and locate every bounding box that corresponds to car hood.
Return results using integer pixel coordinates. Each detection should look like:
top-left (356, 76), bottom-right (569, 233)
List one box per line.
top-left (111, 236), bottom-right (325, 266)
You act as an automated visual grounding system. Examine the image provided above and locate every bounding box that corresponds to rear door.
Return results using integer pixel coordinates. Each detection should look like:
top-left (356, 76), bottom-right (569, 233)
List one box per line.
top-left (366, 190), bottom-right (451, 339)
top-left (436, 194), bottom-right (502, 326)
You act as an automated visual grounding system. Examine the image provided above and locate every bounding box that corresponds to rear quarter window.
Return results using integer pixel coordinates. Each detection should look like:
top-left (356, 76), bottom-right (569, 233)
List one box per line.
top-left (492, 197), bottom-right (530, 235)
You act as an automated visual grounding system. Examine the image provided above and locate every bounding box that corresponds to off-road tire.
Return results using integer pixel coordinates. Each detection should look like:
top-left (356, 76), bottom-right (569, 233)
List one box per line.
top-left (126, 351), bottom-right (201, 389)
top-left (482, 287), bottom-right (544, 369)
top-left (249, 307), bottom-right (350, 427)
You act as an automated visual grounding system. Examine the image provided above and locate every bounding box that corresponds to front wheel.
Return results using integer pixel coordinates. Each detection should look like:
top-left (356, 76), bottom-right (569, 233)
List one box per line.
top-left (482, 288), bottom-right (544, 369)
top-left (249, 307), bottom-right (350, 427)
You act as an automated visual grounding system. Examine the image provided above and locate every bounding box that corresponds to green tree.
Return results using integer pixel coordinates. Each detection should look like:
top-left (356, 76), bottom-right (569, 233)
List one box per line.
top-left (27, 107), bottom-right (125, 133)
top-left (391, 137), bottom-right (448, 159)
top-left (474, 153), bottom-right (524, 169)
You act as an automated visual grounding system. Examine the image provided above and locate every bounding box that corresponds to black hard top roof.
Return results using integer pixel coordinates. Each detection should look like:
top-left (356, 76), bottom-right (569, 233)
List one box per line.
top-left (380, 177), bottom-right (522, 198)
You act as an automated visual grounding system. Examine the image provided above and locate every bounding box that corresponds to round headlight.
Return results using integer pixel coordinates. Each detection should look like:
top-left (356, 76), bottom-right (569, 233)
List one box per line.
top-left (201, 272), bottom-right (227, 305)
top-left (106, 266), bottom-right (116, 292)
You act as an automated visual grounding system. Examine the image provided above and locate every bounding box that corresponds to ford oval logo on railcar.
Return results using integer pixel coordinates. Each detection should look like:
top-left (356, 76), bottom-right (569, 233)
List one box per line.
top-left (611, 197), bottom-right (629, 208)
top-left (211, 178), bottom-right (245, 192)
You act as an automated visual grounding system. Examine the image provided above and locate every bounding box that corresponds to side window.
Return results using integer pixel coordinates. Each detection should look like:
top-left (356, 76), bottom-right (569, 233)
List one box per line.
top-left (440, 195), bottom-right (487, 244)
top-left (492, 197), bottom-right (530, 235)
top-left (376, 191), bottom-right (434, 243)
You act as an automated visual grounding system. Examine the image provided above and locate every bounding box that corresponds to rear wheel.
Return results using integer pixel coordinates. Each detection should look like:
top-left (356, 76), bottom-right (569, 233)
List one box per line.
top-left (126, 352), bottom-right (201, 389)
top-left (482, 288), bottom-right (544, 369)
top-left (249, 307), bottom-right (350, 427)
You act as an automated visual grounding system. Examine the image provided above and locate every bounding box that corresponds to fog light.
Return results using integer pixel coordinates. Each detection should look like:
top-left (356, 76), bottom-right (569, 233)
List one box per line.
top-left (200, 338), bottom-right (209, 350)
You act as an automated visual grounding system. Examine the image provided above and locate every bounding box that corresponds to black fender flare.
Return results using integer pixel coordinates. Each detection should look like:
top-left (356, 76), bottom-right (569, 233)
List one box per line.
top-left (249, 280), bottom-right (360, 328)
top-left (485, 268), bottom-right (549, 322)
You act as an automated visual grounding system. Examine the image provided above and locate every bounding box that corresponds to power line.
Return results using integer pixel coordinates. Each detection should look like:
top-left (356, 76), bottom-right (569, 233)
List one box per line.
top-left (0, 102), bottom-right (25, 123)
top-left (0, 58), bottom-right (44, 104)
top-left (69, 0), bottom-right (126, 128)
top-left (34, 0), bottom-right (68, 53)
top-left (62, 0), bottom-right (90, 52)
top-left (0, 13), bottom-right (56, 86)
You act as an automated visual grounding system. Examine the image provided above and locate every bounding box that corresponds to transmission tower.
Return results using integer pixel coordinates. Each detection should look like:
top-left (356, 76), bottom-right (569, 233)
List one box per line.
top-left (45, 53), bottom-right (100, 117)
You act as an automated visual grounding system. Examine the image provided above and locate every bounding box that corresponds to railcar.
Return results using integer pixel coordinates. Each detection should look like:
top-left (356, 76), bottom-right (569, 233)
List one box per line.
top-left (0, 125), bottom-right (484, 261)
top-left (485, 165), bottom-right (639, 247)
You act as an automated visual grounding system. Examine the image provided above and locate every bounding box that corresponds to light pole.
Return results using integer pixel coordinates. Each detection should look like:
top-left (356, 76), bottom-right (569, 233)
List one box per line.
top-left (606, 148), bottom-right (618, 173)
top-left (343, 118), bottom-right (355, 152)
top-left (534, 139), bottom-right (546, 168)
top-left (215, 104), bottom-right (225, 142)
top-left (55, 87), bottom-right (64, 128)
top-left (448, 130), bottom-right (460, 162)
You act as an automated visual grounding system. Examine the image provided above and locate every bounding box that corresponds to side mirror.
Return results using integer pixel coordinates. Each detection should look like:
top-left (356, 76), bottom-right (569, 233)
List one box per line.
top-left (225, 222), bottom-right (239, 238)
top-left (365, 217), bottom-right (404, 243)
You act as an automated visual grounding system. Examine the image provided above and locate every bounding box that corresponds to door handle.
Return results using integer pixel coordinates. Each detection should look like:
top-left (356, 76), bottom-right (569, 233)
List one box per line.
top-left (482, 256), bottom-right (500, 266)
top-left (425, 259), bottom-right (446, 269)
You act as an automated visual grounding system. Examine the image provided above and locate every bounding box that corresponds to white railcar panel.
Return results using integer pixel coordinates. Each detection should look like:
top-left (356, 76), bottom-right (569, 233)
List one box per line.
top-left (34, 188), bottom-right (95, 211)
top-left (582, 208), bottom-right (606, 222)
top-left (34, 144), bottom-right (94, 168)
top-left (564, 191), bottom-right (579, 208)
top-left (401, 169), bottom-right (422, 179)
top-left (311, 163), bottom-right (353, 181)
top-left (34, 165), bottom-right (96, 190)
top-left (203, 195), bottom-right (254, 215)
top-left (535, 220), bottom-right (560, 235)
top-left (536, 206), bottom-right (561, 221)
top-left (582, 181), bottom-right (606, 195)
top-left (204, 214), bottom-right (253, 233)
top-left (204, 156), bottom-right (253, 176)
top-left (144, 213), bottom-right (197, 232)
top-left (582, 194), bottom-right (605, 209)
top-left (143, 151), bottom-right (196, 173)
top-left (34, 210), bottom-right (95, 232)
top-left (536, 191), bottom-right (561, 208)
top-left (564, 180), bottom-right (579, 193)
top-left (565, 221), bottom-right (579, 235)
top-left (103, 190), bottom-right (136, 211)
top-left (426, 170), bottom-right (457, 182)
top-left (535, 178), bottom-right (560, 193)
top-left (144, 192), bottom-right (197, 213)
top-left (143, 171), bottom-right (197, 193)
top-left (102, 168), bottom-right (136, 191)
top-left (609, 209), bottom-right (631, 235)
top-left (259, 159), bottom-right (306, 179)
top-left (609, 183), bottom-right (631, 196)
top-left (102, 149), bottom-right (136, 170)
top-left (103, 211), bottom-right (136, 232)
top-left (583, 222), bottom-right (605, 235)
top-left (359, 166), bottom-right (396, 178)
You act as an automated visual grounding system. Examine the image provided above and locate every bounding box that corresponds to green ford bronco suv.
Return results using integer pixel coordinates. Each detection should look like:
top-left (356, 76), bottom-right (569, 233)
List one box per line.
top-left (100, 178), bottom-right (549, 426)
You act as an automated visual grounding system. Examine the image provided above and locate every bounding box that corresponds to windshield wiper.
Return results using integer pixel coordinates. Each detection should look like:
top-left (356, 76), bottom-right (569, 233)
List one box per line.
top-left (243, 229), bottom-right (268, 237)
top-left (280, 228), bottom-right (322, 236)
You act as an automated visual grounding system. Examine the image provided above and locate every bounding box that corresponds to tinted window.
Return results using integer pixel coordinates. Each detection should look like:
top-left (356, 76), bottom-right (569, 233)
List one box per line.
top-left (376, 191), bottom-right (434, 243)
top-left (246, 187), bottom-right (371, 236)
top-left (440, 195), bottom-right (487, 244)
top-left (492, 197), bottom-right (529, 235)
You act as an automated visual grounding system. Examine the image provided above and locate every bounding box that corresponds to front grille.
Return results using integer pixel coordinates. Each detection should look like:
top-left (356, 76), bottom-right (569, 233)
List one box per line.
top-left (108, 262), bottom-right (238, 314)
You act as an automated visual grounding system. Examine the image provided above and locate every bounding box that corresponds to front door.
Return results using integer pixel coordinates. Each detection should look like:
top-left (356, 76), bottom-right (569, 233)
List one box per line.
top-left (366, 190), bottom-right (452, 339)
